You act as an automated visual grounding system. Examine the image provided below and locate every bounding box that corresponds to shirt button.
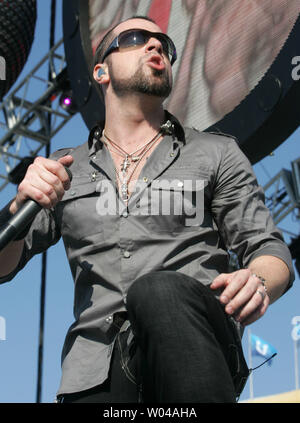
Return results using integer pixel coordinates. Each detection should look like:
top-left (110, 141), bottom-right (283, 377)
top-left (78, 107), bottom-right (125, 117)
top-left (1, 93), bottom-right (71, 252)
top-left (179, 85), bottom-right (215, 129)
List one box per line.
top-left (143, 177), bottom-right (148, 183)
top-left (106, 316), bottom-right (113, 323)
top-left (170, 152), bottom-right (175, 157)
top-left (123, 251), bottom-right (131, 258)
top-left (70, 190), bottom-right (76, 196)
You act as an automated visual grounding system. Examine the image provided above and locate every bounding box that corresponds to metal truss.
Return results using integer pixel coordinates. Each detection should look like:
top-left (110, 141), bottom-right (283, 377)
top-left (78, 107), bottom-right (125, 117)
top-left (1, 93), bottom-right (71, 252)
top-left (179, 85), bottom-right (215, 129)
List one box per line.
top-left (0, 38), bottom-right (74, 192)
top-left (263, 162), bottom-right (300, 229)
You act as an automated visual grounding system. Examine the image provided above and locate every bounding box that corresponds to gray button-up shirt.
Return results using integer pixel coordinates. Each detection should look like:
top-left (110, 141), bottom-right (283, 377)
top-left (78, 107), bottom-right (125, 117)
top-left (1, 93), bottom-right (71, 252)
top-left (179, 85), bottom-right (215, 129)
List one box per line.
top-left (0, 113), bottom-right (294, 396)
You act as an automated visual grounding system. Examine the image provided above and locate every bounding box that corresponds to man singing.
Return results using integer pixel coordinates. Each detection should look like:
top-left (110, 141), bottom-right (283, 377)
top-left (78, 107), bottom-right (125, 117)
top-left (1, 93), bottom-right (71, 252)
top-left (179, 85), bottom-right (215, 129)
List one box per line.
top-left (0, 16), bottom-right (294, 403)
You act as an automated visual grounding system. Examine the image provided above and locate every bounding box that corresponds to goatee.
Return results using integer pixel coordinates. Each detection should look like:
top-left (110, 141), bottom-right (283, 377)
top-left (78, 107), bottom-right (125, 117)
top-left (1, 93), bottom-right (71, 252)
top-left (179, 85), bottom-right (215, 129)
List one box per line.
top-left (109, 64), bottom-right (172, 98)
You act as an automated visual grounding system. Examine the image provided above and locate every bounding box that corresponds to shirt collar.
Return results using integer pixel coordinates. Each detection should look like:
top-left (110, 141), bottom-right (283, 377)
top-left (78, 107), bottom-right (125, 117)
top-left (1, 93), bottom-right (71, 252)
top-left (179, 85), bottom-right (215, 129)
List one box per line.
top-left (87, 110), bottom-right (185, 157)
top-left (88, 120), bottom-right (105, 157)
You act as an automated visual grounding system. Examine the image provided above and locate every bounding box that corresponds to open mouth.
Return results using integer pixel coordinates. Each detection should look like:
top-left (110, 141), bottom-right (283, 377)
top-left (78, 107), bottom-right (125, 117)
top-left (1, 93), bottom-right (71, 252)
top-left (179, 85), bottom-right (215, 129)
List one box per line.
top-left (147, 55), bottom-right (165, 71)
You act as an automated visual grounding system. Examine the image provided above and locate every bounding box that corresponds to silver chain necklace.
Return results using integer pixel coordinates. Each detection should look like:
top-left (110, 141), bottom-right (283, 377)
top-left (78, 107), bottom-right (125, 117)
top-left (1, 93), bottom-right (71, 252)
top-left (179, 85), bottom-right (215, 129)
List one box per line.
top-left (102, 130), bottom-right (161, 174)
top-left (102, 130), bottom-right (162, 203)
top-left (101, 120), bottom-right (175, 203)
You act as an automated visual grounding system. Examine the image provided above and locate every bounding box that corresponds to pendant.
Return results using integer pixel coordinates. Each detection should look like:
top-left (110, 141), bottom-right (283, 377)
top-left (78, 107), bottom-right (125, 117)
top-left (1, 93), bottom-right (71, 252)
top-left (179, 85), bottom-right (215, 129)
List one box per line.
top-left (121, 155), bottom-right (130, 174)
top-left (121, 181), bottom-right (129, 201)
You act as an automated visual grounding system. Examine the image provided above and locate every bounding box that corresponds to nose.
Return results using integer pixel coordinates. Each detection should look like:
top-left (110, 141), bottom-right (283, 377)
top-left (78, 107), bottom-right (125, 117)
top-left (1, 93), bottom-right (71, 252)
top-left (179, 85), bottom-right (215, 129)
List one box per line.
top-left (145, 36), bottom-right (163, 56)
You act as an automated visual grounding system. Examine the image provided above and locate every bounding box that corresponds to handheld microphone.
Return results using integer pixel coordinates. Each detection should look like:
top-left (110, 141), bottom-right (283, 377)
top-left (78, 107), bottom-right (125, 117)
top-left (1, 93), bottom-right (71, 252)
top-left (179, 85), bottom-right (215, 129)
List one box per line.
top-left (0, 167), bottom-right (72, 252)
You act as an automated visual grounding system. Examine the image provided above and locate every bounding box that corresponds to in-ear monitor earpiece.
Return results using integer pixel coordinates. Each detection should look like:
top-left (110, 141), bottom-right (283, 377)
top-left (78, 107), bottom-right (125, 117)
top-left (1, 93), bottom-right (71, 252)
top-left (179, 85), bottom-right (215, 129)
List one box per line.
top-left (98, 68), bottom-right (106, 77)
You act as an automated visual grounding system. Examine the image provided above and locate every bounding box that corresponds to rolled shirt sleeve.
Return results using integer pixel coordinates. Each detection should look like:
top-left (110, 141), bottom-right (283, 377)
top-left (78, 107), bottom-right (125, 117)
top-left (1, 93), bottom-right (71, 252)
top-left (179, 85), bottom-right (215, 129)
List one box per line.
top-left (211, 137), bottom-right (295, 290)
top-left (0, 148), bottom-right (72, 285)
top-left (0, 207), bottom-right (61, 284)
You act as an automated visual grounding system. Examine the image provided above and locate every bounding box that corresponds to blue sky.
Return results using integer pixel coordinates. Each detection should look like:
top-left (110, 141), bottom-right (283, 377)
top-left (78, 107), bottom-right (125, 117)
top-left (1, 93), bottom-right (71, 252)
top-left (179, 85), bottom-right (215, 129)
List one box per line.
top-left (0, 1), bottom-right (299, 403)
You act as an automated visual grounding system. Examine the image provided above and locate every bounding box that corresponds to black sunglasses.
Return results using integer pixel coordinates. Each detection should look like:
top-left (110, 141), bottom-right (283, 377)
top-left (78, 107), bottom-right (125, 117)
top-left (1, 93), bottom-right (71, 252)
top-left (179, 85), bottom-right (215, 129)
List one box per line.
top-left (101, 28), bottom-right (177, 65)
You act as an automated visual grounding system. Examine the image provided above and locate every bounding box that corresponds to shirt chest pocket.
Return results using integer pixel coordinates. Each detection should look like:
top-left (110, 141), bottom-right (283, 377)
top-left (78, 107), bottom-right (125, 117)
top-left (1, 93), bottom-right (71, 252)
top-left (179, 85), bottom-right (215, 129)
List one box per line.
top-left (146, 171), bottom-right (208, 234)
top-left (57, 176), bottom-right (105, 241)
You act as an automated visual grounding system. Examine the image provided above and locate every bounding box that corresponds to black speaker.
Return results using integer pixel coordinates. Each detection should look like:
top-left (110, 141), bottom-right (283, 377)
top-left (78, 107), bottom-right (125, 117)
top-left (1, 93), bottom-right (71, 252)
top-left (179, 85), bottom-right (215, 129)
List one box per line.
top-left (0, 0), bottom-right (37, 100)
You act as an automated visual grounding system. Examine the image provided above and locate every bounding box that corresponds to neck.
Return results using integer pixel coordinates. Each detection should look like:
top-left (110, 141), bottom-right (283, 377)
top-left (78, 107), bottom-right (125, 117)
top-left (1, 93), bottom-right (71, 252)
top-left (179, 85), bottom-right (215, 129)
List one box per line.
top-left (104, 93), bottom-right (165, 149)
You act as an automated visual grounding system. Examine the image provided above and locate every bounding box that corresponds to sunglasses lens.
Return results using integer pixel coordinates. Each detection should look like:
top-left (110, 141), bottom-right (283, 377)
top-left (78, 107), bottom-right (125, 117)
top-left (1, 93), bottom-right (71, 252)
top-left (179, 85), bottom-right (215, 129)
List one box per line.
top-left (119, 31), bottom-right (147, 48)
top-left (115, 30), bottom-right (176, 64)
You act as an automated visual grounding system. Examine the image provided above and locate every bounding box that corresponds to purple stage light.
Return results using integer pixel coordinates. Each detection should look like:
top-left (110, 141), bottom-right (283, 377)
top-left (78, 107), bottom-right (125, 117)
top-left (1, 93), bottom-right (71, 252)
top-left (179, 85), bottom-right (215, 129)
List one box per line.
top-left (63, 97), bottom-right (71, 106)
top-left (59, 90), bottom-right (77, 115)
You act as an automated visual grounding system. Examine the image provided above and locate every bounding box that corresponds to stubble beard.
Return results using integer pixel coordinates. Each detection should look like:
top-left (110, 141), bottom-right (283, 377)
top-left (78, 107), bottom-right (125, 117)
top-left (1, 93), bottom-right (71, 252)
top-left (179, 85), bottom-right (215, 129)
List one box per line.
top-left (109, 62), bottom-right (172, 99)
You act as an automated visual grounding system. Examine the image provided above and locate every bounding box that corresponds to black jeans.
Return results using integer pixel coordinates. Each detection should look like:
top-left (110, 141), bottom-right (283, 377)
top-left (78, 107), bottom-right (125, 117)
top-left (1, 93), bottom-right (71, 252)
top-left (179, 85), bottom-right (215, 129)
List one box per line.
top-left (58, 271), bottom-right (248, 403)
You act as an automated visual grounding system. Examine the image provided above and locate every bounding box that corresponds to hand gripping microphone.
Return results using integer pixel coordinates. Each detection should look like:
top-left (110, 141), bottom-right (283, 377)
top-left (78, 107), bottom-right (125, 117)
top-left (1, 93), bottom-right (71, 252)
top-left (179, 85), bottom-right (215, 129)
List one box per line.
top-left (0, 166), bottom-right (72, 252)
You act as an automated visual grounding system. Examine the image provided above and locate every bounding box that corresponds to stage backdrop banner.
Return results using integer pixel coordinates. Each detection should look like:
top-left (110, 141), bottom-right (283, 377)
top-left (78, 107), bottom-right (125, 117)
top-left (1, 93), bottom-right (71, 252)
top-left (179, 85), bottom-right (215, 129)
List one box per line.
top-left (63, 0), bottom-right (300, 163)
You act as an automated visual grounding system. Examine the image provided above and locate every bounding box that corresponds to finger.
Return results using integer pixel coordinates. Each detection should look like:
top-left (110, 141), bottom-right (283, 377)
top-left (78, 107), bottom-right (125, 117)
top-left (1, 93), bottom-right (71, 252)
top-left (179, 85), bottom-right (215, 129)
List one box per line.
top-left (210, 272), bottom-right (234, 290)
top-left (57, 156), bottom-right (73, 189)
top-left (238, 295), bottom-right (269, 326)
top-left (234, 288), bottom-right (269, 323)
top-left (18, 162), bottom-right (63, 208)
top-left (35, 157), bottom-right (72, 190)
top-left (21, 178), bottom-right (59, 208)
top-left (33, 167), bottom-right (65, 196)
top-left (32, 166), bottom-right (65, 202)
top-left (58, 155), bottom-right (73, 167)
top-left (219, 268), bottom-right (251, 306)
top-left (27, 161), bottom-right (64, 194)
top-left (223, 273), bottom-right (258, 315)
top-left (17, 180), bottom-right (57, 209)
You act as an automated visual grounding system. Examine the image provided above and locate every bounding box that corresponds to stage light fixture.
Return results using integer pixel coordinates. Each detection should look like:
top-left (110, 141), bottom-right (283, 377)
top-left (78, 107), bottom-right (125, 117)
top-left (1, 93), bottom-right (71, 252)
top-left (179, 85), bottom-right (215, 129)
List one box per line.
top-left (59, 90), bottom-right (77, 115)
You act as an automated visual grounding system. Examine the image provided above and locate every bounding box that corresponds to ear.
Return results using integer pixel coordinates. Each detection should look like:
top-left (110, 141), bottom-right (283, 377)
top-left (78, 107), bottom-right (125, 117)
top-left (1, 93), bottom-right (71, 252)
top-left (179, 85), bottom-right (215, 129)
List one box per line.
top-left (93, 64), bottom-right (110, 85)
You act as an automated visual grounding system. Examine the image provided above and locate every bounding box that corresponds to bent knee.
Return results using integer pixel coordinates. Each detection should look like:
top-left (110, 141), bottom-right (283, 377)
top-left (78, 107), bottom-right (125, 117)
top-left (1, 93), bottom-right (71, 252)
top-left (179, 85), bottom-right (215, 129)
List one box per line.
top-left (126, 270), bottom-right (201, 312)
